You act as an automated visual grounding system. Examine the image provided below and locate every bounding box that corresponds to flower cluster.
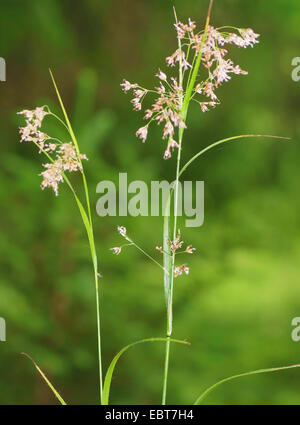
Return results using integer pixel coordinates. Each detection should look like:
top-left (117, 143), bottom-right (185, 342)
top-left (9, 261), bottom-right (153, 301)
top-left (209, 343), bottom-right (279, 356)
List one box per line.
top-left (117, 225), bottom-right (131, 241)
top-left (110, 226), bottom-right (132, 255)
top-left (121, 73), bottom-right (185, 160)
top-left (40, 143), bottom-right (87, 196)
top-left (174, 265), bottom-right (189, 278)
top-left (157, 229), bottom-right (195, 256)
top-left (121, 17), bottom-right (259, 159)
top-left (156, 229), bottom-right (195, 278)
top-left (112, 226), bottom-right (193, 277)
top-left (18, 106), bottom-right (87, 196)
top-left (18, 107), bottom-right (54, 152)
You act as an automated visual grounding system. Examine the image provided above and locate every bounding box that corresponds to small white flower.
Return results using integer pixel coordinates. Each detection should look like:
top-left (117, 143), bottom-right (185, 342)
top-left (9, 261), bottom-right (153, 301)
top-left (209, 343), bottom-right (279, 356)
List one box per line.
top-left (136, 126), bottom-right (148, 143)
top-left (121, 80), bottom-right (137, 92)
top-left (131, 98), bottom-right (142, 111)
top-left (195, 84), bottom-right (203, 94)
top-left (134, 89), bottom-right (145, 99)
top-left (156, 69), bottom-right (167, 82)
top-left (182, 58), bottom-right (192, 70)
top-left (163, 121), bottom-right (174, 139)
top-left (164, 148), bottom-right (171, 160)
top-left (186, 245), bottom-right (196, 254)
top-left (174, 265), bottom-right (189, 278)
top-left (239, 28), bottom-right (260, 47)
top-left (118, 226), bottom-right (127, 238)
top-left (110, 247), bottom-right (122, 255)
top-left (40, 160), bottom-right (64, 196)
top-left (144, 109), bottom-right (153, 119)
top-left (200, 102), bottom-right (209, 112)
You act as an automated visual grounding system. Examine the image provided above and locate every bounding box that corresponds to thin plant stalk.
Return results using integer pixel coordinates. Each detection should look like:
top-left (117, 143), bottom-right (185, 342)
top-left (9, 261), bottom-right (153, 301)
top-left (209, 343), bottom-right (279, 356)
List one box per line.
top-left (49, 70), bottom-right (103, 403)
top-left (162, 0), bottom-right (214, 405)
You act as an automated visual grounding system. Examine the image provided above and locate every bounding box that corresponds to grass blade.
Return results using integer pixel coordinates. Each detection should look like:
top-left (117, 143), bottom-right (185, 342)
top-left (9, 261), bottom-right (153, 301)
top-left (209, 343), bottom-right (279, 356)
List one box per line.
top-left (194, 363), bottom-right (300, 404)
top-left (179, 134), bottom-right (290, 178)
top-left (49, 69), bottom-right (80, 156)
top-left (102, 337), bottom-right (190, 405)
top-left (22, 353), bottom-right (67, 405)
top-left (49, 69), bottom-right (103, 402)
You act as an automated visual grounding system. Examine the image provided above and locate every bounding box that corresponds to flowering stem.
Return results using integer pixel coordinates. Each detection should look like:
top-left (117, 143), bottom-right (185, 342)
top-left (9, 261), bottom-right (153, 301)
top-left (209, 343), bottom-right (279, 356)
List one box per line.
top-left (162, 0), bottom-right (214, 405)
top-left (49, 70), bottom-right (104, 404)
top-left (181, 0), bottom-right (213, 122)
top-left (162, 116), bottom-right (184, 406)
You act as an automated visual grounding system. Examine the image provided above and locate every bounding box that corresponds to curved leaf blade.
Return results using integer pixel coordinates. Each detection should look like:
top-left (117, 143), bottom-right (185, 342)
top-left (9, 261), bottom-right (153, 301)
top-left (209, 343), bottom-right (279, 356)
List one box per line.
top-left (102, 337), bottom-right (190, 405)
top-left (194, 363), bottom-right (300, 404)
top-left (179, 134), bottom-right (290, 179)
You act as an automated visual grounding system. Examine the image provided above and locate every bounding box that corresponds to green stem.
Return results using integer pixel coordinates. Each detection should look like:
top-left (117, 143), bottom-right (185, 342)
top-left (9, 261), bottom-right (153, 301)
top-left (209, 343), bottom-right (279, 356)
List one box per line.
top-left (162, 116), bottom-right (184, 406)
top-left (161, 337), bottom-right (171, 405)
top-left (49, 70), bottom-right (103, 403)
top-left (161, 0), bottom-right (214, 405)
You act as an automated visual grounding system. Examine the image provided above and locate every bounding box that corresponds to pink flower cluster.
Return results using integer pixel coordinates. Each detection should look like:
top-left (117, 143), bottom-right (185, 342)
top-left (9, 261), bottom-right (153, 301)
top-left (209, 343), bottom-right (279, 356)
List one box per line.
top-left (18, 107), bottom-right (54, 153)
top-left (121, 17), bottom-right (259, 159)
top-left (40, 143), bottom-right (87, 196)
top-left (156, 229), bottom-right (195, 278)
top-left (18, 106), bottom-right (87, 196)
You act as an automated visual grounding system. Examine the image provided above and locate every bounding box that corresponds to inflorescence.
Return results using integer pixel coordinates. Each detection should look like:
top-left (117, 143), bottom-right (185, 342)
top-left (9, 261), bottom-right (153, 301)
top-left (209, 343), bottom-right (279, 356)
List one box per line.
top-left (121, 18), bottom-right (259, 159)
top-left (18, 106), bottom-right (87, 196)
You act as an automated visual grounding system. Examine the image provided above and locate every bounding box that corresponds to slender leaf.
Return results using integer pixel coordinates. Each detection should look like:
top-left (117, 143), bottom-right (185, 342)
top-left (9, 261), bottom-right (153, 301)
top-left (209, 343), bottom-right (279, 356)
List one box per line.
top-left (102, 337), bottom-right (190, 405)
top-left (49, 70), bottom-right (103, 402)
top-left (194, 363), bottom-right (300, 404)
top-left (179, 134), bottom-right (290, 178)
top-left (49, 69), bottom-right (80, 155)
top-left (22, 353), bottom-right (67, 405)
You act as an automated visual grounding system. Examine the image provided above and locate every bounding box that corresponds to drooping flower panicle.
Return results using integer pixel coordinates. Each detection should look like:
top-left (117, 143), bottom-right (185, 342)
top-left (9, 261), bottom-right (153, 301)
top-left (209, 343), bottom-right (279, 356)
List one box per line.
top-left (18, 106), bottom-right (87, 196)
top-left (18, 107), bottom-right (52, 152)
top-left (121, 17), bottom-right (259, 159)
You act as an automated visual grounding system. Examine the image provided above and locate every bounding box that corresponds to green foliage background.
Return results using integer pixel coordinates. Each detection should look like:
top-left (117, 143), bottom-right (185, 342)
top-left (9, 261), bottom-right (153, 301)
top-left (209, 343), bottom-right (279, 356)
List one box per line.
top-left (0, 0), bottom-right (300, 405)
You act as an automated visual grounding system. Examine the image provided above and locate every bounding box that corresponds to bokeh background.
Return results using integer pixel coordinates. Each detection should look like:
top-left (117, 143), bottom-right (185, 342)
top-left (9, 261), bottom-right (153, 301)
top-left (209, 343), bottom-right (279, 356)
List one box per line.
top-left (1, 0), bottom-right (300, 405)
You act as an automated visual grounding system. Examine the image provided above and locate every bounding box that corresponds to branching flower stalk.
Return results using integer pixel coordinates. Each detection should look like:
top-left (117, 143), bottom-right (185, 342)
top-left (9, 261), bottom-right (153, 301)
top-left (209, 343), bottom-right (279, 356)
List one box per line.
top-left (17, 71), bottom-right (104, 403)
top-left (162, 3), bottom-right (214, 406)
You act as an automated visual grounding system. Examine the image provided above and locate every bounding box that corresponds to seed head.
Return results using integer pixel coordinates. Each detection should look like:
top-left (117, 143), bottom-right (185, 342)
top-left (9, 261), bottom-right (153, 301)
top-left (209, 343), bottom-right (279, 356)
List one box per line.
top-left (121, 15), bottom-right (259, 159)
top-left (18, 106), bottom-right (88, 196)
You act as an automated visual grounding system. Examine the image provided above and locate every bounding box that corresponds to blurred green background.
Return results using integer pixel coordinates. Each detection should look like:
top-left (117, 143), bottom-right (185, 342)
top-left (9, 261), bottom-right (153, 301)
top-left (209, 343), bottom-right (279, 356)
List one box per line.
top-left (1, 0), bottom-right (300, 405)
